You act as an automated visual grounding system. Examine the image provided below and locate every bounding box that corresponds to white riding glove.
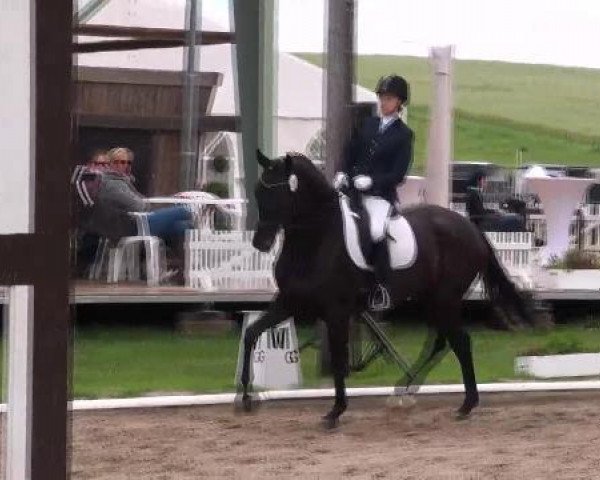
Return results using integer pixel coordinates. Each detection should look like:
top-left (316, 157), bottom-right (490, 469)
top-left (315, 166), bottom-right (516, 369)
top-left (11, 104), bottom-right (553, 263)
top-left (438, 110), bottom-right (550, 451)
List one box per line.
top-left (353, 175), bottom-right (373, 191)
top-left (333, 171), bottom-right (349, 191)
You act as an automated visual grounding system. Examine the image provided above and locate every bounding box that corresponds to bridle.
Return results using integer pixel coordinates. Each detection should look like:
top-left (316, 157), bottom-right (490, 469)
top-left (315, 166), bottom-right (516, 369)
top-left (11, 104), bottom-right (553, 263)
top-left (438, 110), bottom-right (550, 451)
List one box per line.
top-left (257, 171), bottom-right (336, 232)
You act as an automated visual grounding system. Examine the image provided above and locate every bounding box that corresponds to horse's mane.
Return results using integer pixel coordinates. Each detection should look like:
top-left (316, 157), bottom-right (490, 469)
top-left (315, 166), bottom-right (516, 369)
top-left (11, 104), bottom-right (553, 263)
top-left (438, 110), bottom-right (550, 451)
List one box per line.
top-left (287, 153), bottom-right (336, 202)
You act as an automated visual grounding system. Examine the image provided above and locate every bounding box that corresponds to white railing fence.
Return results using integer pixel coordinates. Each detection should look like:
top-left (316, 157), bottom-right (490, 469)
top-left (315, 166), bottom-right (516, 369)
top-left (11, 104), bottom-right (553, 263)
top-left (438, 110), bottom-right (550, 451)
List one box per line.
top-left (185, 229), bottom-right (540, 292)
top-left (482, 231), bottom-right (537, 290)
top-left (185, 230), bottom-right (280, 291)
top-left (485, 231), bottom-right (534, 269)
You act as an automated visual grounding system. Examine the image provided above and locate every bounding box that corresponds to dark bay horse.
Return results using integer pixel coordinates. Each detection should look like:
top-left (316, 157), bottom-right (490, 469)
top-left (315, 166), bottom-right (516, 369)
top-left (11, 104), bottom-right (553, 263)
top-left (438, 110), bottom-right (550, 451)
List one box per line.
top-left (239, 151), bottom-right (534, 428)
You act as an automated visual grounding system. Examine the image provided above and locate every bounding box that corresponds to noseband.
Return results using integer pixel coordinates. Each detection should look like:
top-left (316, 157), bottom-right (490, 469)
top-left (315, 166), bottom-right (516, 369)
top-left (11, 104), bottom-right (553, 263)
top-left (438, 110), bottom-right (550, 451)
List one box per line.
top-left (259, 177), bottom-right (290, 189)
top-left (259, 173), bottom-right (298, 192)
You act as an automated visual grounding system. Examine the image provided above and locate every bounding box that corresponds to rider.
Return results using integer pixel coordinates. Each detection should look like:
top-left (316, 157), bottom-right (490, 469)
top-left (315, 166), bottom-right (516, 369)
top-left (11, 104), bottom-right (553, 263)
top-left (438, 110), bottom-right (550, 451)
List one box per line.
top-left (333, 74), bottom-right (414, 309)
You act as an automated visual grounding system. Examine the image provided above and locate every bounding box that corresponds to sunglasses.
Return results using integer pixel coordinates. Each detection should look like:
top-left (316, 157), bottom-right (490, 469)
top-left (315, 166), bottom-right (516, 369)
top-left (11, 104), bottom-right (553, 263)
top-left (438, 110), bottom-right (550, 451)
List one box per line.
top-left (114, 160), bottom-right (132, 165)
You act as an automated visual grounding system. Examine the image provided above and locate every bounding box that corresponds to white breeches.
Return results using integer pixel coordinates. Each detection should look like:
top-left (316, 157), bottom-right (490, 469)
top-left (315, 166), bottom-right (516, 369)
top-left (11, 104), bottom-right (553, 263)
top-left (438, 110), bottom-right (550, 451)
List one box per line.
top-left (362, 195), bottom-right (393, 243)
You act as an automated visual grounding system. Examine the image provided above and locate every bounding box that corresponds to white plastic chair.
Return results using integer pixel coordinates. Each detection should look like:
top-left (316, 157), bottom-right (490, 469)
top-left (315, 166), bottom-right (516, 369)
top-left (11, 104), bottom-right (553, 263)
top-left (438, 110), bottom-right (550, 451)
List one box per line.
top-left (88, 237), bottom-right (111, 281)
top-left (108, 212), bottom-right (166, 287)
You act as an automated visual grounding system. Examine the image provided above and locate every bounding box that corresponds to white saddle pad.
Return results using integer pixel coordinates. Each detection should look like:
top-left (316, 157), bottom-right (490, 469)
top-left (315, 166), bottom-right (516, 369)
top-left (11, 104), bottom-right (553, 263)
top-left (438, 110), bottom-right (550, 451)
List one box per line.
top-left (339, 195), bottom-right (418, 271)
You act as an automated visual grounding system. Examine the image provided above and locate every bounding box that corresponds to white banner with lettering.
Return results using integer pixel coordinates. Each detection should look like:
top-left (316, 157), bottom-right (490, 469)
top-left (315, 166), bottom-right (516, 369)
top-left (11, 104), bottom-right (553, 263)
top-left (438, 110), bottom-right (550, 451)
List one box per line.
top-left (236, 312), bottom-right (302, 390)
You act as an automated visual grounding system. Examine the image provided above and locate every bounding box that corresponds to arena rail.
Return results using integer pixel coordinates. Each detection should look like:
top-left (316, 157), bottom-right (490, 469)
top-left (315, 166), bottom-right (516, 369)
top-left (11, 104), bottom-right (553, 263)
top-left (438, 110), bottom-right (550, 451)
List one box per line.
top-left (2, 381), bottom-right (599, 412)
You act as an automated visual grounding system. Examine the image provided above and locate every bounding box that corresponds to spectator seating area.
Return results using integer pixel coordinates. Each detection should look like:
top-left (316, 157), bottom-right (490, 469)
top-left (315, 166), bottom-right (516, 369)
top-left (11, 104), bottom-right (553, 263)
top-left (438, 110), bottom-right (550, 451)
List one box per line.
top-left (71, 151), bottom-right (600, 292)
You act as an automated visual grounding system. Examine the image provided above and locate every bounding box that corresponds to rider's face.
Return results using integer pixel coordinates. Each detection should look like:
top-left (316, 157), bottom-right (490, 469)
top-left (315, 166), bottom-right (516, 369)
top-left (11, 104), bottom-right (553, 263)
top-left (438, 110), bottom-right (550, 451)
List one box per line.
top-left (378, 94), bottom-right (402, 116)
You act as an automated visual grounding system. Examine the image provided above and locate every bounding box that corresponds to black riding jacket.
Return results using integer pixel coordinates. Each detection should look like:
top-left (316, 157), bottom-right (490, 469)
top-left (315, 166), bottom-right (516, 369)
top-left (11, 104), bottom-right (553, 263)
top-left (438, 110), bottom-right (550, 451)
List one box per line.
top-left (343, 116), bottom-right (414, 203)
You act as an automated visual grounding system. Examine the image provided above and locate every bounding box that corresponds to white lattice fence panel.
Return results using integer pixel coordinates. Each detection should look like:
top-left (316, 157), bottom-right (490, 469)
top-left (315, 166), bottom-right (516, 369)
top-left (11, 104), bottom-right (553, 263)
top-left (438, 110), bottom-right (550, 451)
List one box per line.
top-left (185, 230), bottom-right (279, 291)
top-left (485, 232), bottom-right (534, 268)
top-left (466, 232), bottom-right (537, 293)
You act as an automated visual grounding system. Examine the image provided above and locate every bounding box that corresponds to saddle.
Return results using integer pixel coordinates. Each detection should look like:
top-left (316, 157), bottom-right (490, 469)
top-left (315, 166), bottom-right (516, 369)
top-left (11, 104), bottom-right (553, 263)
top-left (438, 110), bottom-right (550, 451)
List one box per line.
top-left (339, 193), bottom-right (417, 271)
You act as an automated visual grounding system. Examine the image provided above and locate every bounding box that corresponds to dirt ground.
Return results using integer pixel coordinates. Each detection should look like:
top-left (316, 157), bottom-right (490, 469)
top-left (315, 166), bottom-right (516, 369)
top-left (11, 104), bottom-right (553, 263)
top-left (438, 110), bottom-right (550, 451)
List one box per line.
top-left (1, 392), bottom-right (598, 479)
top-left (60, 391), bottom-right (600, 479)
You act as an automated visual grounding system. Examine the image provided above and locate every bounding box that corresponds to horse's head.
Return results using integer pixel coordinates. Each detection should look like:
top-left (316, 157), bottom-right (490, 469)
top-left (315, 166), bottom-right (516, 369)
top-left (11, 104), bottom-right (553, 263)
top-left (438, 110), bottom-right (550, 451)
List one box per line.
top-left (252, 149), bottom-right (336, 252)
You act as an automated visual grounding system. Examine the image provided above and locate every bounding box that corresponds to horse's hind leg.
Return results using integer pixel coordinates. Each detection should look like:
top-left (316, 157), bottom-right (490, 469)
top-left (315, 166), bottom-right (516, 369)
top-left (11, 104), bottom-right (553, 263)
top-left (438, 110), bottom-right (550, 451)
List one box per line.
top-left (395, 329), bottom-right (448, 395)
top-left (394, 299), bottom-right (453, 395)
top-left (427, 289), bottom-right (479, 418)
top-left (238, 298), bottom-right (289, 411)
top-left (446, 326), bottom-right (479, 418)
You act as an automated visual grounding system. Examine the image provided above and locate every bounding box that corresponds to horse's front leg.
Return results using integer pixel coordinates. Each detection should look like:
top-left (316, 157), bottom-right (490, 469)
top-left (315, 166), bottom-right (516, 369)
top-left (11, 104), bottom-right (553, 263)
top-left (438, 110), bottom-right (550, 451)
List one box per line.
top-left (322, 312), bottom-right (350, 429)
top-left (238, 296), bottom-right (289, 412)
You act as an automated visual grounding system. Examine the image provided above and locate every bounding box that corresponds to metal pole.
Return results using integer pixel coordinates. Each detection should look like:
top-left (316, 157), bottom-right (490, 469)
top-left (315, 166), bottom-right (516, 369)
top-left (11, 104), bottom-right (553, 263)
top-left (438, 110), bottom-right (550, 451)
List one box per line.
top-left (180, 0), bottom-right (202, 191)
top-left (324, 0), bottom-right (356, 181)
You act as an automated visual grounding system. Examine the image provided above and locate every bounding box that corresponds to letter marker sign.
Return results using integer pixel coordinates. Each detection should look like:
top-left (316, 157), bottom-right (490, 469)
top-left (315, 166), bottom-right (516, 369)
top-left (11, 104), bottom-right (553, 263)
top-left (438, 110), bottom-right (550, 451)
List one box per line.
top-left (236, 311), bottom-right (302, 389)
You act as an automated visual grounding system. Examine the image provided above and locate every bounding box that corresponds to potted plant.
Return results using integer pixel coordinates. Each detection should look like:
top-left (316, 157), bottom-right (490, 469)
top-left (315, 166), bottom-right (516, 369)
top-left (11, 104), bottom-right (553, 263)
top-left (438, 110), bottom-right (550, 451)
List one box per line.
top-left (542, 249), bottom-right (600, 290)
top-left (212, 155), bottom-right (229, 174)
top-left (515, 332), bottom-right (600, 378)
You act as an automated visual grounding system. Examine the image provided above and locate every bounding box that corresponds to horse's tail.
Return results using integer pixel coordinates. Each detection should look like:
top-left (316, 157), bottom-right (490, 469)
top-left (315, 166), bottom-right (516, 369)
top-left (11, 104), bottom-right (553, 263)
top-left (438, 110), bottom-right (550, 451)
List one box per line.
top-left (480, 232), bottom-right (536, 329)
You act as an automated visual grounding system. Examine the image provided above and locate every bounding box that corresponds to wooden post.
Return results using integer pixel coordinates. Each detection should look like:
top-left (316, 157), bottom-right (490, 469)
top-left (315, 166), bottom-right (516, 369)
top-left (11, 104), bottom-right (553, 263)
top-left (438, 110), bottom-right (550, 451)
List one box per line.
top-left (324, 0), bottom-right (356, 181)
top-left (0, 1), bottom-right (72, 478)
top-left (319, 0), bottom-right (356, 374)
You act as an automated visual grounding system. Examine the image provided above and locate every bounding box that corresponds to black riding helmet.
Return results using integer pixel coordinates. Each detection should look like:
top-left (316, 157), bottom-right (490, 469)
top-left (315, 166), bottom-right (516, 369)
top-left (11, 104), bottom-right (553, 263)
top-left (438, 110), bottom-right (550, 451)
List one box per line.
top-left (375, 75), bottom-right (410, 105)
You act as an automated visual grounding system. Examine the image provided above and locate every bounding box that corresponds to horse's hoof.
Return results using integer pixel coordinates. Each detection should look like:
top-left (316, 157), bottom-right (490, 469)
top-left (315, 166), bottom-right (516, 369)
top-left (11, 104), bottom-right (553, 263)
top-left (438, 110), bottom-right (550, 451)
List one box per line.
top-left (455, 398), bottom-right (479, 420)
top-left (233, 393), bottom-right (251, 413)
top-left (322, 414), bottom-right (339, 430)
top-left (455, 409), bottom-right (471, 420)
top-left (386, 394), bottom-right (416, 409)
top-left (242, 394), bottom-right (253, 413)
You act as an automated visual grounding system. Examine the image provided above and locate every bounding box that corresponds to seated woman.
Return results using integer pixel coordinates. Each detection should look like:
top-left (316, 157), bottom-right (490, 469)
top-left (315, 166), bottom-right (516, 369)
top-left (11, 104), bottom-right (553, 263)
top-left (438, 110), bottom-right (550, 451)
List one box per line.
top-left (86, 147), bottom-right (194, 280)
top-left (466, 171), bottom-right (525, 232)
top-left (72, 150), bottom-right (111, 276)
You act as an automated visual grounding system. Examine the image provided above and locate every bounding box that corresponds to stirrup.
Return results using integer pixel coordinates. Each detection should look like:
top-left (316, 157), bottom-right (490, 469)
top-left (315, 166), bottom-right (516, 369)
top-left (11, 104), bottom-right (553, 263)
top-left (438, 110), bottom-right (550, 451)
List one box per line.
top-left (369, 284), bottom-right (392, 312)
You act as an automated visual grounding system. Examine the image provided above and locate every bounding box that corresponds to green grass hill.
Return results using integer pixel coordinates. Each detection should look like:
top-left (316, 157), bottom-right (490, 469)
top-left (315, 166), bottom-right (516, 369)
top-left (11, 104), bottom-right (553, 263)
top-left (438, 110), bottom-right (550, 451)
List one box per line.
top-left (297, 54), bottom-right (600, 174)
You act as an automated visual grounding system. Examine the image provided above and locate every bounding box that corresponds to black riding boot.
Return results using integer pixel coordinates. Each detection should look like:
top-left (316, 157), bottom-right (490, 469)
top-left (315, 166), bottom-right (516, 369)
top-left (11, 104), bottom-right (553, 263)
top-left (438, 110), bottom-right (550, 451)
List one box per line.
top-left (369, 241), bottom-right (392, 311)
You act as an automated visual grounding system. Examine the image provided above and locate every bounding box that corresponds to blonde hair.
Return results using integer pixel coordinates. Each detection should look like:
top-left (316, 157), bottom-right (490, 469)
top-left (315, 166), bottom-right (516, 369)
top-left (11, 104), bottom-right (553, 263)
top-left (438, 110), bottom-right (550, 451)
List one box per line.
top-left (108, 147), bottom-right (134, 163)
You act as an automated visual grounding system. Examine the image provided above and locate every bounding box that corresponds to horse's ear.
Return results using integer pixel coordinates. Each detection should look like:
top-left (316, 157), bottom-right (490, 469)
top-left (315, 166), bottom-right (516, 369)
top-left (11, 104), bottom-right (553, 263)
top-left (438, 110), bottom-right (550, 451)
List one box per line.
top-left (284, 153), bottom-right (292, 175)
top-left (257, 149), bottom-right (271, 169)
